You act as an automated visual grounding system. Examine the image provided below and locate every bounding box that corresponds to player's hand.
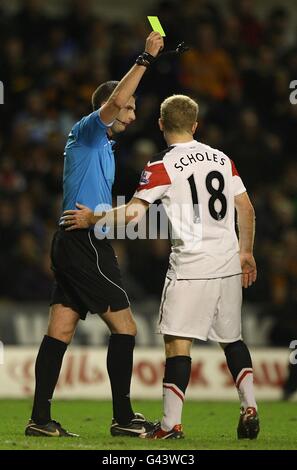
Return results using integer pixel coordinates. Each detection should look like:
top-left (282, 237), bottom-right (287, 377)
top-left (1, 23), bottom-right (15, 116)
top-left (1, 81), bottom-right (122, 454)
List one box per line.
top-left (145, 31), bottom-right (164, 57)
top-left (240, 253), bottom-right (257, 288)
top-left (60, 203), bottom-right (94, 231)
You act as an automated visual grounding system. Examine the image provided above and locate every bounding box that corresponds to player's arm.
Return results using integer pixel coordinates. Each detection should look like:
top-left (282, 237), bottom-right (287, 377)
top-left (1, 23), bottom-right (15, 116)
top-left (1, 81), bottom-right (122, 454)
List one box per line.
top-left (100, 32), bottom-right (164, 125)
top-left (234, 191), bottom-right (257, 288)
top-left (61, 159), bottom-right (171, 229)
top-left (61, 198), bottom-right (150, 230)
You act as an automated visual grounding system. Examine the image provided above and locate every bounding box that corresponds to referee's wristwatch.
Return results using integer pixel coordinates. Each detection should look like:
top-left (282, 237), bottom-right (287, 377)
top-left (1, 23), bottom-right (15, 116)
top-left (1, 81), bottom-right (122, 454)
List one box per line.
top-left (135, 51), bottom-right (155, 67)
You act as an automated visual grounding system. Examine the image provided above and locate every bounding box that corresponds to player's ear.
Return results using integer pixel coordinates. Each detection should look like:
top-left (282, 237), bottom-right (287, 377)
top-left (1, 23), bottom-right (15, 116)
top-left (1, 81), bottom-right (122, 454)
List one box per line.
top-left (192, 121), bottom-right (198, 134)
top-left (158, 118), bottom-right (164, 131)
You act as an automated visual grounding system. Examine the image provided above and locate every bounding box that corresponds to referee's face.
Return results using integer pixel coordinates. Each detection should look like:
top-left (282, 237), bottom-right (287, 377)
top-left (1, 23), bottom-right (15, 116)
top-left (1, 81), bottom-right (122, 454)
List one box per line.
top-left (111, 96), bottom-right (136, 134)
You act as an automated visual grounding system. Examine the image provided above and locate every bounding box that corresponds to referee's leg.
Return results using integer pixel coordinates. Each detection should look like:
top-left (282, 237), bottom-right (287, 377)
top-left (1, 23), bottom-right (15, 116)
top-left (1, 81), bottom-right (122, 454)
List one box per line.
top-left (47, 303), bottom-right (80, 343)
top-left (102, 307), bottom-right (137, 335)
top-left (102, 307), bottom-right (137, 426)
top-left (31, 304), bottom-right (80, 425)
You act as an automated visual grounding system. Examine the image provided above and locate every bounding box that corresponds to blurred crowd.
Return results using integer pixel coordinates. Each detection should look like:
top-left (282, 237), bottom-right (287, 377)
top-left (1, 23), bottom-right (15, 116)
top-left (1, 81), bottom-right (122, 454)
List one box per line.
top-left (0, 0), bottom-right (296, 345)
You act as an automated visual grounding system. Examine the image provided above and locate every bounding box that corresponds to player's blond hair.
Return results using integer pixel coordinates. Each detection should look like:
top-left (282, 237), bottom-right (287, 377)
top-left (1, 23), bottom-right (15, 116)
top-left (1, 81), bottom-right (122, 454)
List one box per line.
top-left (160, 95), bottom-right (198, 133)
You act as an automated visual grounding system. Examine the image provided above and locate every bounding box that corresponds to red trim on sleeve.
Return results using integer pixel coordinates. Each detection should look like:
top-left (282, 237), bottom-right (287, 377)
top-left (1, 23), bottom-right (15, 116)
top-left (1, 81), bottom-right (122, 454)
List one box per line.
top-left (231, 159), bottom-right (239, 177)
top-left (137, 163), bottom-right (171, 192)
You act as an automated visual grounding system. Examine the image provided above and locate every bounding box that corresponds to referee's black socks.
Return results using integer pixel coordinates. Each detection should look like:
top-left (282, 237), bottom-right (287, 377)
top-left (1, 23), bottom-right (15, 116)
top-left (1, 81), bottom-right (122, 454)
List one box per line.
top-left (31, 335), bottom-right (67, 424)
top-left (107, 334), bottom-right (135, 424)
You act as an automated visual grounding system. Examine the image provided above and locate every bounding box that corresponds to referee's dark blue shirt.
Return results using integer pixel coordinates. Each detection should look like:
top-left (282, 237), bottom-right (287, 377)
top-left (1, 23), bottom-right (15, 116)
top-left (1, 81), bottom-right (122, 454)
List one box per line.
top-left (62, 109), bottom-right (115, 212)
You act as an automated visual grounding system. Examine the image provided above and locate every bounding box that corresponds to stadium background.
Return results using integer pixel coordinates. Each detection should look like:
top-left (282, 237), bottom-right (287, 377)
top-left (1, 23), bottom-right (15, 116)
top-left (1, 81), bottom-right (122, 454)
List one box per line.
top-left (0, 0), bottom-right (296, 402)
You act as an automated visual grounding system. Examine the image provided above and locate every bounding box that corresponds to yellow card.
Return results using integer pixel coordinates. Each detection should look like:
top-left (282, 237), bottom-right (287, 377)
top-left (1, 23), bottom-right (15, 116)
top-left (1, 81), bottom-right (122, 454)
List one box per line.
top-left (147, 16), bottom-right (166, 36)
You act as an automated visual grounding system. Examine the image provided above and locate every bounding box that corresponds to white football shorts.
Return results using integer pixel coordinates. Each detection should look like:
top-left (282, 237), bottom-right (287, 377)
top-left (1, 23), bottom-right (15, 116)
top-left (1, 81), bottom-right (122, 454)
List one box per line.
top-left (157, 272), bottom-right (242, 343)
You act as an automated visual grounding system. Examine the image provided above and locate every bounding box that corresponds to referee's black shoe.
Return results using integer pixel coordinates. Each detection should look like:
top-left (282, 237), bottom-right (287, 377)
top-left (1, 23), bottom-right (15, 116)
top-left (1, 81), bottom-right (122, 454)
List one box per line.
top-left (110, 412), bottom-right (155, 437)
top-left (25, 419), bottom-right (79, 437)
top-left (237, 407), bottom-right (260, 439)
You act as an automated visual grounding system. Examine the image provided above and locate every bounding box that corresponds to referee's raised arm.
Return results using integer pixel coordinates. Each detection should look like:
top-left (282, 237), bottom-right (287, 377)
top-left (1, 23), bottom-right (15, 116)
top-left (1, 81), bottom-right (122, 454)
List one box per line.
top-left (100, 32), bottom-right (164, 124)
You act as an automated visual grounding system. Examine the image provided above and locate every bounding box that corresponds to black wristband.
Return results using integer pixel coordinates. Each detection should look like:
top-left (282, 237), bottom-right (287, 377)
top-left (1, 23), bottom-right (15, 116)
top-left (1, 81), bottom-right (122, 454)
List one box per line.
top-left (135, 51), bottom-right (155, 67)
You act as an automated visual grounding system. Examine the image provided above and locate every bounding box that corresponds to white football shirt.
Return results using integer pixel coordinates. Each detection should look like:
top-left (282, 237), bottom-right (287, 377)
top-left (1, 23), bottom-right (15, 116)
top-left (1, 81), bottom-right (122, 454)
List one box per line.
top-left (134, 140), bottom-right (246, 279)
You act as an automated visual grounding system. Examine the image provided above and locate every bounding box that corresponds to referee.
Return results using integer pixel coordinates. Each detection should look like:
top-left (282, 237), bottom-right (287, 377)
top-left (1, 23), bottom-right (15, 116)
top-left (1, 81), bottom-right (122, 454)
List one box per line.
top-left (25, 32), bottom-right (164, 438)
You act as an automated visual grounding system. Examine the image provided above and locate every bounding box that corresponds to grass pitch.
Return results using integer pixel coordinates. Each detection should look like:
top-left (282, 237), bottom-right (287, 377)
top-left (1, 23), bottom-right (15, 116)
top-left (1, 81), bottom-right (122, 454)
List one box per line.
top-left (1, 400), bottom-right (297, 450)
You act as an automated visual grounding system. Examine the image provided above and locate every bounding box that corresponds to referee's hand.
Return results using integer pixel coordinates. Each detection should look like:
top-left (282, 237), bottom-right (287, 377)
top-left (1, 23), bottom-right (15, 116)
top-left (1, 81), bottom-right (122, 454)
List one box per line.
top-left (60, 203), bottom-right (94, 231)
top-left (240, 253), bottom-right (257, 288)
top-left (145, 31), bottom-right (164, 57)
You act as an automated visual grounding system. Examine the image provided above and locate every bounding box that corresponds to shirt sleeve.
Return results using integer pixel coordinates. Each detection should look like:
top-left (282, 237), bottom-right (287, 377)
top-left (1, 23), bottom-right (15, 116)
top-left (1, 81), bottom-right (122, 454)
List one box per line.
top-left (133, 161), bottom-right (171, 203)
top-left (77, 109), bottom-right (113, 146)
top-left (230, 159), bottom-right (246, 196)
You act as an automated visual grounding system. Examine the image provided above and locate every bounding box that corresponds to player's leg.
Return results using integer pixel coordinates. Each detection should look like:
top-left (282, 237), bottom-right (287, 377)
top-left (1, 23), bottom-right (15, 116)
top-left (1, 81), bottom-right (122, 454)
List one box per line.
top-left (25, 304), bottom-right (80, 437)
top-left (162, 335), bottom-right (192, 433)
top-left (221, 340), bottom-right (257, 411)
top-left (220, 340), bottom-right (259, 439)
top-left (211, 275), bottom-right (259, 439)
top-left (141, 335), bottom-right (192, 439)
top-left (141, 274), bottom-right (213, 439)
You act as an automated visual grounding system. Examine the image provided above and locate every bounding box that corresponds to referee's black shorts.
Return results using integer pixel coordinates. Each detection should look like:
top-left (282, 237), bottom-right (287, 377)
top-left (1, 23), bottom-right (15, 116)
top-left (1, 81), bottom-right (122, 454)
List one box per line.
top-left (50, 228), bottom-right (130, 320)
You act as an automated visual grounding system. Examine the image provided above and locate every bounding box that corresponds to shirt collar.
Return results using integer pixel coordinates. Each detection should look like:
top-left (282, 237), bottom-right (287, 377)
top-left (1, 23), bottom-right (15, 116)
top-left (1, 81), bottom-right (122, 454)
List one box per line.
top-left (171, 140), bottom-right (197, 146)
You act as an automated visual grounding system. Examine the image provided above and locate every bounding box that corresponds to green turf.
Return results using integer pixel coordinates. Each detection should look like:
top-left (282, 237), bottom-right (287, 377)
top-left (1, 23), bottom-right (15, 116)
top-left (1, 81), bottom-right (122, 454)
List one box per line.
top-left (1, 400), bottom-right (297, 450)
